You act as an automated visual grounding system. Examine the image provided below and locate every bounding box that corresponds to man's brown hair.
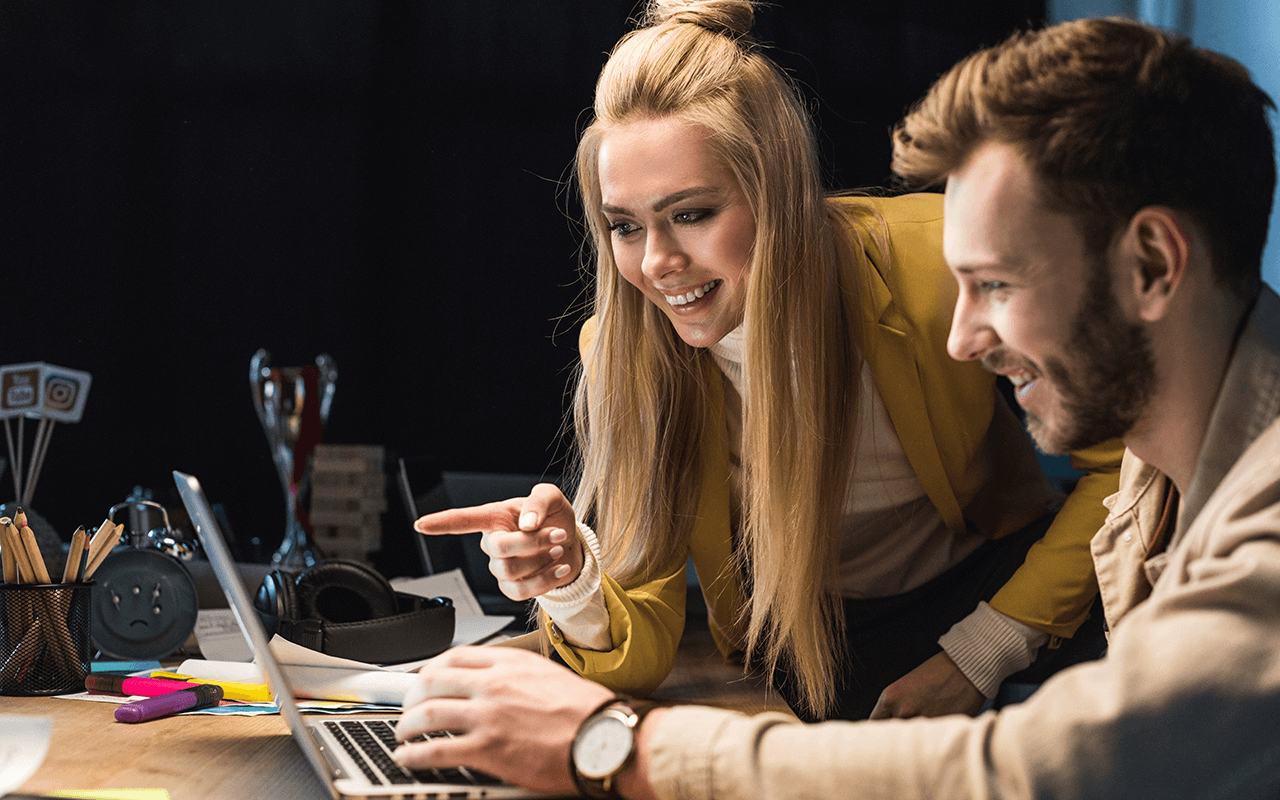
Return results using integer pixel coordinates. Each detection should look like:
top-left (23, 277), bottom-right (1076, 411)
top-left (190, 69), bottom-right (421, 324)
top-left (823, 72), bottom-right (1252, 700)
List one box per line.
top-left (893, 17), bottom-right (1275, 299)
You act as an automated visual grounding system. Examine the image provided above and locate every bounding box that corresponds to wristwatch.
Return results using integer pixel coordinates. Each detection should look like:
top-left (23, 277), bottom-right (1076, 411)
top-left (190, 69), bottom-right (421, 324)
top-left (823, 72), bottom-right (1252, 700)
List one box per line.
top-left (569, 697), bottom-right (651, 799)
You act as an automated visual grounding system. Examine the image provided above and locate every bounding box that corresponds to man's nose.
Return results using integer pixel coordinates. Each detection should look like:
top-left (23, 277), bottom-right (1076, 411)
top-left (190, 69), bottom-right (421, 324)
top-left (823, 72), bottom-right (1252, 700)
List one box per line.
top-left (948, 290), bottom-right (1000, 362)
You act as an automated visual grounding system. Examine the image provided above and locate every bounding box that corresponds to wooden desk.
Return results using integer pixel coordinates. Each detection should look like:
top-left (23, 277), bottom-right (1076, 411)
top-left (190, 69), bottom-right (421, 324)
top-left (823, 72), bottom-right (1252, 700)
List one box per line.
top-left (12, 623), bottom-right (794, 798)
top-left (9, 693), bottom-right (331, 798)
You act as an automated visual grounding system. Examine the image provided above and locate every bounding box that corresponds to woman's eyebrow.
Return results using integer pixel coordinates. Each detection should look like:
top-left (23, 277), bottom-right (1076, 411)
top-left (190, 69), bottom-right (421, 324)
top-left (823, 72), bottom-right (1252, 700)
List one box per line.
top-left (601, 186), bottom-right (720, 216)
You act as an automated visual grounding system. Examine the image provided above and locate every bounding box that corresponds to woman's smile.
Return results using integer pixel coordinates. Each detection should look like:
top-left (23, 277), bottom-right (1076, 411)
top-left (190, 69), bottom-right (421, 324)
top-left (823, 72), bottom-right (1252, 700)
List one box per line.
top-left (598, 117), bottom-right (756, 348)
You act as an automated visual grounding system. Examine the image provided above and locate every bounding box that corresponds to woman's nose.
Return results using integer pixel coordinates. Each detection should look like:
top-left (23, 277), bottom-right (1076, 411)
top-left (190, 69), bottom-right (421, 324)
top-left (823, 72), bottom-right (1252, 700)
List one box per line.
top-left (641, 228), bottom-right (688, 281)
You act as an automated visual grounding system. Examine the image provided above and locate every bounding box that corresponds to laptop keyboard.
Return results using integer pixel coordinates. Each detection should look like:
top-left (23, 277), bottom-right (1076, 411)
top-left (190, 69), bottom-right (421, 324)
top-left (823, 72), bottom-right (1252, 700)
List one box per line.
top-left (324, 719), bottom-right (504, 787)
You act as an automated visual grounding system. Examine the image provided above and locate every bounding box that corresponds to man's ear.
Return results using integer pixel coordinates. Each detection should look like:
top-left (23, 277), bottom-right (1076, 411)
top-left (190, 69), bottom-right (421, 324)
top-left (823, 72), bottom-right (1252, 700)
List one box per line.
top-left (1117, 206), bottom-right (1190, 322)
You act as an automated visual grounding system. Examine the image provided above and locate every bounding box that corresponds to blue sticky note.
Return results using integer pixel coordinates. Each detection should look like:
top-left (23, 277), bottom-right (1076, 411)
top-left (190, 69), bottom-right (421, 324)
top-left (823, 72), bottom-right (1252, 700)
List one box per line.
top-left (91, 660), bottom-right (164, 674)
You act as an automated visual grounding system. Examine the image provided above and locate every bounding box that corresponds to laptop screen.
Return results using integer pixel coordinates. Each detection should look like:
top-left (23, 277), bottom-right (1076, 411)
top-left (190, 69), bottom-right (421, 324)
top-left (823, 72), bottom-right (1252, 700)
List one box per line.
top-left (173, 470), bottom-right (343, 791)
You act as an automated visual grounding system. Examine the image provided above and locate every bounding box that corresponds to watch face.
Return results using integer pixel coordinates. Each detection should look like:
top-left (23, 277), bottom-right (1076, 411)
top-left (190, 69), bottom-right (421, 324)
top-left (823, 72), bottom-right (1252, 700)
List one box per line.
top-left (574, 715), bottom-right (634, 779)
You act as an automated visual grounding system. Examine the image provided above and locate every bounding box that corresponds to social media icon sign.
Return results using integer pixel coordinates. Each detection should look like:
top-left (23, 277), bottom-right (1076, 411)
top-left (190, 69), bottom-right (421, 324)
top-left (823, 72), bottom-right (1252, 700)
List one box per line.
top-left (40, 365), bottom-right (92, 423)
top-left (0, 363), bottom-right (44, 419)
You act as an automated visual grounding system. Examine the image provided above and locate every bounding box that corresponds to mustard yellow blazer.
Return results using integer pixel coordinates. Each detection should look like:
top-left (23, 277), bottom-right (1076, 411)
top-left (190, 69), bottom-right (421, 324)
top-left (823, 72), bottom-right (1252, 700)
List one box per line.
top-left (546, 193), bottom-right (1123, 696)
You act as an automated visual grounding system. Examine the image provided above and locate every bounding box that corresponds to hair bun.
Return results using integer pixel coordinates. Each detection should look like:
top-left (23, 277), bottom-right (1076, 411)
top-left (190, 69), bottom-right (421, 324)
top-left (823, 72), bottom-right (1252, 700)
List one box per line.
top-left (646, 0), bottom-right (755, 40)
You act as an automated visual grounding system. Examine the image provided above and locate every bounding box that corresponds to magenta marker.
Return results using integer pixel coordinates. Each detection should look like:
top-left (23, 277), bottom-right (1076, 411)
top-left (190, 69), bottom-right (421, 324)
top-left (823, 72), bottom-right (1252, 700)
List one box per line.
top-left (86, 674), bottom-right (201, 697)
top-left (114, 684), bottom-right (223, 723)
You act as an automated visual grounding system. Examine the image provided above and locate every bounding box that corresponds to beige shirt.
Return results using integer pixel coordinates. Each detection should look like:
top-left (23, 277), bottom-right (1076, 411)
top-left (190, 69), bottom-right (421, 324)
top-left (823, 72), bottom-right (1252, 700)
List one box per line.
top-left (646, 287), bottom-right (1280, 799)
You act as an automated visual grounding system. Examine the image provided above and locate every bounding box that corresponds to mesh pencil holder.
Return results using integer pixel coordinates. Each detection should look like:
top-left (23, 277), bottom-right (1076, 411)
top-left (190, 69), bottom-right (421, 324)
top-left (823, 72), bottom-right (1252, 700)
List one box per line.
top-left (0, 583), bottom-right (93, 696)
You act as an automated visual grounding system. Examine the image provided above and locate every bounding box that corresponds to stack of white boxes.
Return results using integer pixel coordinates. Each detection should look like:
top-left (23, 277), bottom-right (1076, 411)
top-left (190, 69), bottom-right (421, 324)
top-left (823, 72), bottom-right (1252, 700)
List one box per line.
top-left (308, 444), bottom-right (386, 563)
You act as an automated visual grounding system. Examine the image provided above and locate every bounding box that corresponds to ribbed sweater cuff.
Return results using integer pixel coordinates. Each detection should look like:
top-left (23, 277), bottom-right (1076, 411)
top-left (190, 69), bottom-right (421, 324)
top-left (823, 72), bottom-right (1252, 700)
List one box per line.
top-left (537, 522), bottom-right (602, 608)
top-left (938, 601), bottom-right (1048, 698)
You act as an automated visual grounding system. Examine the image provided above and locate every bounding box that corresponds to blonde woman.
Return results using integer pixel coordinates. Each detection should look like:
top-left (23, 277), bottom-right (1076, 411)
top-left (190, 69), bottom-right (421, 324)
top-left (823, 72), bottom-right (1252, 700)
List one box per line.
top-left (416, 0), bottom-right (1122, 721)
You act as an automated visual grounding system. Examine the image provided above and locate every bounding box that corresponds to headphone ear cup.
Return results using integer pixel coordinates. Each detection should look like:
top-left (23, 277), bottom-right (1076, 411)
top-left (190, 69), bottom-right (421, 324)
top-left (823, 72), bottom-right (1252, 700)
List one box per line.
top-left (294, 559), bottom-right (397, 624)
top-left (254, 568), bottom-right (301, 620)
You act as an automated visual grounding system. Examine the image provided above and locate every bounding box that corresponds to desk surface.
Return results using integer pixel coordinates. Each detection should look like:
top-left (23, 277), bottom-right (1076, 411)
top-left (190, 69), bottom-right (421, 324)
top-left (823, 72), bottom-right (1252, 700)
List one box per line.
top-left (10, 693), bottom-right (332, 798)
top-left (13, 627), bottom-right (792, 799)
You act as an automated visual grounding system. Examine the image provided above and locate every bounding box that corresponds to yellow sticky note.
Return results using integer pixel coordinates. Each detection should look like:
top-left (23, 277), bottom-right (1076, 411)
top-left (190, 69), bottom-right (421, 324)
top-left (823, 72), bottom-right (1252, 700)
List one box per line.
top-left (48, 790), bottom-right (170, 800)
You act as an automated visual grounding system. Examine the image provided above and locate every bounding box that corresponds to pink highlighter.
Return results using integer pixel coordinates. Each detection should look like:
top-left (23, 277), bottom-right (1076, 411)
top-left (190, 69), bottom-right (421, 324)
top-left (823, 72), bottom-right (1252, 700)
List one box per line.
top-left (85, 674), bottom-right (202, 696)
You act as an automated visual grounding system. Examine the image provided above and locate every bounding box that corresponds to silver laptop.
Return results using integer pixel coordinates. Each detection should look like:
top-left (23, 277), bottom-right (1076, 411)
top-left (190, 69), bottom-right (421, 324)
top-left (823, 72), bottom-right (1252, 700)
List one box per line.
top-left (174, 470), bottom-right (549, 800)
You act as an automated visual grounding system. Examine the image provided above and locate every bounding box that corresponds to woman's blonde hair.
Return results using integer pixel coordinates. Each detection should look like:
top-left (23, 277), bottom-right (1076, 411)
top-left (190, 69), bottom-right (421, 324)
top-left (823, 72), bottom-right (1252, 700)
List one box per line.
top-left (571, 0), bottom-right (871, 715)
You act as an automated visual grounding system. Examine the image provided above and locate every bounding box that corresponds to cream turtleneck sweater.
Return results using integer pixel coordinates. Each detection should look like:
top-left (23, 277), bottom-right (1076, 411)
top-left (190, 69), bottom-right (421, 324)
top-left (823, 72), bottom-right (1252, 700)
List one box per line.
top-left (539, 326), bottom-right (1047, 698)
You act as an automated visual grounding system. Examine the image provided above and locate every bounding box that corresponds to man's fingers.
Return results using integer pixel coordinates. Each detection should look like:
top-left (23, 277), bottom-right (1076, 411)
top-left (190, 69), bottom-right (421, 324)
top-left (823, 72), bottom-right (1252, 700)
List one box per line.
top-left (395, 697), bottom-right (475, 743)
top-left (393, 732), bottom-right (484, 775)
top-left (397, 647), bottom-right (607, 794)
top-left (401, 665), bottom-right (480, 710)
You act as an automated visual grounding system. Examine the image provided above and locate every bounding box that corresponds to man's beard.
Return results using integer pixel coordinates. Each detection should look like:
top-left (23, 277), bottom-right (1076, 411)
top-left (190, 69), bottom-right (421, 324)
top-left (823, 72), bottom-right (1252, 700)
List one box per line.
top-left (1029, 257), bottom-right (1156, 454)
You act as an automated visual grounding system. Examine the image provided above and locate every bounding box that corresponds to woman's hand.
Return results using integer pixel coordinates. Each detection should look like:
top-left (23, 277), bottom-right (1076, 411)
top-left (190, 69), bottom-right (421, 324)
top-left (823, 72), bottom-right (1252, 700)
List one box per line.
top-left (869, 651), bottom-right (986, 719)
top-left (413, 483), bottom-right (585, 601)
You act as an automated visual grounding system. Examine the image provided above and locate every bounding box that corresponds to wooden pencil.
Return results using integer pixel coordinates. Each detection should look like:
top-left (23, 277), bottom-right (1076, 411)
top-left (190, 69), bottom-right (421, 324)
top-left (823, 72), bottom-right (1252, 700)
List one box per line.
top-left (62, 526), bottom-right (89, 584)
top-left (7, 520), bottom-right (37, 583)
top-left (11, 509), bottom-right (38, 583)
top-left (18, 524), bottom-right (51, 584)
top-left (0, 518), bottom-right (17, 583)
top-left (83, 519), bottom-right (121, 580)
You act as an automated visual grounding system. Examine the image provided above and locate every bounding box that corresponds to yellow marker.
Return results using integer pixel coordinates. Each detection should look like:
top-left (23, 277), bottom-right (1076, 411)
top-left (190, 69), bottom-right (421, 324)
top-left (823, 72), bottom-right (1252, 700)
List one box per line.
top-left (149, 671), bottom-right (274, 702)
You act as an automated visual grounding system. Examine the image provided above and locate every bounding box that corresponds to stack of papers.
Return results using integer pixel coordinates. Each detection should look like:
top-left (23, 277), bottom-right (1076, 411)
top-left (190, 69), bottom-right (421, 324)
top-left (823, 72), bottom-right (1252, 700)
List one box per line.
top-left (181, 568), bottom-right (515, 706)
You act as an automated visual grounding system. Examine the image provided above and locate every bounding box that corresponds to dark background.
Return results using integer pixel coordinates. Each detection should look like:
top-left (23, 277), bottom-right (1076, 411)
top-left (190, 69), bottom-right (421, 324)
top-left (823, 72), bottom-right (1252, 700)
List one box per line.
top-left (2, 0), bottom-right (1043, 576)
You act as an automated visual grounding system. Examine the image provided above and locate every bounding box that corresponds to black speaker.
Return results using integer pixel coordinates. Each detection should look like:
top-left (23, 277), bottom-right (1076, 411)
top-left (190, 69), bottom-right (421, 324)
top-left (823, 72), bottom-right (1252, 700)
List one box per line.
top-left (254, 559), bottom-right (454, 664)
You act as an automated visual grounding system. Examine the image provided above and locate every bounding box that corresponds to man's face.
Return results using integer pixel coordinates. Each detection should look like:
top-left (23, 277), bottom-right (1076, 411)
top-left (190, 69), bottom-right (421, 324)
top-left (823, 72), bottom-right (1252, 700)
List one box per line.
top-left (943, 142), bottom-right (1155, 453)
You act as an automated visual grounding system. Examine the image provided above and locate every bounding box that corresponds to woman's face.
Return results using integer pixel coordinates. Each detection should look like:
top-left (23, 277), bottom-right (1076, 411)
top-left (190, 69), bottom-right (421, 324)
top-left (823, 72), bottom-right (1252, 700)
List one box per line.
top-left (597, 117), bottom-right (756, 348)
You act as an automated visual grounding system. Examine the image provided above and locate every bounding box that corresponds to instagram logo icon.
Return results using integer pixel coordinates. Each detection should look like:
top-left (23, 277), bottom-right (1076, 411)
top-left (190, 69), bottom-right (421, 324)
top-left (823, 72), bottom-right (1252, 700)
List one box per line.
top-left (45, 375), bottom-right (81, 413)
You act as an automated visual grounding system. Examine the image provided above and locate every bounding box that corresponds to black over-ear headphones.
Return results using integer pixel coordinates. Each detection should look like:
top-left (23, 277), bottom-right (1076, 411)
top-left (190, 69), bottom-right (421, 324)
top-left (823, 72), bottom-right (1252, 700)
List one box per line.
top-left (254, 559), bottom-right (454, 664)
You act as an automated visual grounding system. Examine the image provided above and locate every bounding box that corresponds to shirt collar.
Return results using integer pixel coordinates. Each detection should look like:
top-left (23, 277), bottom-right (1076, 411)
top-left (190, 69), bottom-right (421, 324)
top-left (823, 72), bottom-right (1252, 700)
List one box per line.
top-left (1179, 285), bottom-right (1280, 540)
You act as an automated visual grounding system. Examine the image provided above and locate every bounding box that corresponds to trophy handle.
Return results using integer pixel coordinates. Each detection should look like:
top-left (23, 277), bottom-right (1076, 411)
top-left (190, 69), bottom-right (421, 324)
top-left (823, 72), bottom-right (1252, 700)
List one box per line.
top-left (249, 348), bottom-right (272, 439)
top-left (316, 353), bottom-right (337, 425)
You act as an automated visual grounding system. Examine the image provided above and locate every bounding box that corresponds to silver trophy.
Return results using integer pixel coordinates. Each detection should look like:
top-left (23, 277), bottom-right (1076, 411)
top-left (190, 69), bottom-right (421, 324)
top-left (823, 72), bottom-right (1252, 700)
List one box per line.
top-left (250, 349), bottom-right (337, 568)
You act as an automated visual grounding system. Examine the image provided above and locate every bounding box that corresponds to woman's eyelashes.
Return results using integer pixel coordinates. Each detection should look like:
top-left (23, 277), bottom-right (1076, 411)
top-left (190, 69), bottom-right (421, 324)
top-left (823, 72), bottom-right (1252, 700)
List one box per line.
top-left (606, 207), bottom-right (718, 239)
top-left (608, 219), bottom-right (640, 238)
top-left (672, 207), bottom-right (714, 225)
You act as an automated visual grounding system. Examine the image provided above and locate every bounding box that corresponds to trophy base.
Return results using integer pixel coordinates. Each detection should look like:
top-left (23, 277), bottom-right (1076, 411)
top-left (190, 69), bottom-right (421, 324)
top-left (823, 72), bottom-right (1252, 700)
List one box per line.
top-left (271, 525), bottom-right (323, 570)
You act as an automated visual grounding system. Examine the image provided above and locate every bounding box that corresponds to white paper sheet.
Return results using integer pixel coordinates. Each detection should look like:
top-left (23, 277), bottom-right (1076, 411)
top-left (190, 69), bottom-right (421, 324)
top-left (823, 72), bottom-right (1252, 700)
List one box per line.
top-left (390, 568), bottom-right (486, 617)
top-left (177, 623), bottom-right (517, 705)
top-left (193, 608), bottom-right (255, 662)
top-left (0, 715), bottom-right (51, 796)
top-left (392, 568), bottom-right (516, 646)
top-left (178, 643), bottom-right (418, 706)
